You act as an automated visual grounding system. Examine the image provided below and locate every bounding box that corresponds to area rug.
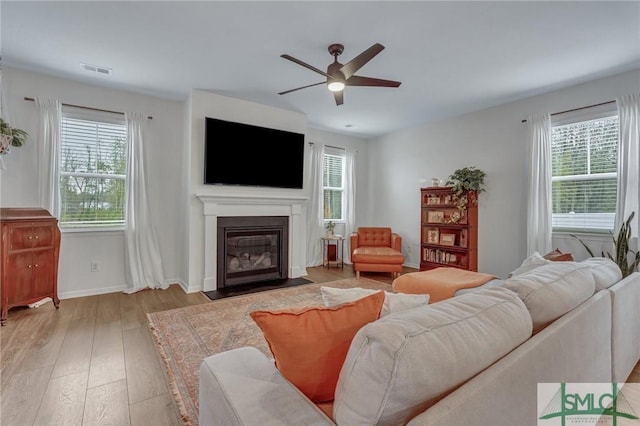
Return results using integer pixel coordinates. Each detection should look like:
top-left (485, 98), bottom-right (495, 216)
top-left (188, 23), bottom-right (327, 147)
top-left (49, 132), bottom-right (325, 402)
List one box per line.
top-left (147, 277), bottom-right (390, 426)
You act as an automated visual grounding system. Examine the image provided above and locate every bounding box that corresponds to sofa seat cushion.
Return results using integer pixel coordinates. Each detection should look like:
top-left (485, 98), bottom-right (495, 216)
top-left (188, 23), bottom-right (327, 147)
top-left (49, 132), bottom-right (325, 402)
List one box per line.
top-left (351, 247), bottom-right (404, 264)
top-left (502, 261), bottom-right (596, 332)
top-left (580, 257), bottom-right (622, 291)
top-left (320, 286), bottom-right (430, 317)
top-left (333, 287), bottom-right (532, 426)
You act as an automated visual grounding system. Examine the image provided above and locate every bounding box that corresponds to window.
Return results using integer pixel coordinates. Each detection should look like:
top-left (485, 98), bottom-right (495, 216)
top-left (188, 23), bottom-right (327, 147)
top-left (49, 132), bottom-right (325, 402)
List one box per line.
top-left (323, 148), bottom-right (345, 221)
top-left (59, 107), bottom-right (127, 228)
top-left (551, 106), bottom-right (619, 232)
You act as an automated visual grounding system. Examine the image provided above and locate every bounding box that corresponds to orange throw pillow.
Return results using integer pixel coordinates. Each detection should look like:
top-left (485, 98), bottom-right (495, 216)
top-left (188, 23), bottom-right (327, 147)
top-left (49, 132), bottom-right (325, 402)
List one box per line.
top-left (249, 290), bottom-right (385, 403)
top-left (543, 248), bottom-right (574, 261)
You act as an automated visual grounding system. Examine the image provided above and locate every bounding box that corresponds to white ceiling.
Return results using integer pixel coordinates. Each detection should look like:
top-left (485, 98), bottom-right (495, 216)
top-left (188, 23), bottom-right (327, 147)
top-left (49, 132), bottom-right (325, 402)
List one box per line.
top-left (2, 1), bottom-right (640, 138)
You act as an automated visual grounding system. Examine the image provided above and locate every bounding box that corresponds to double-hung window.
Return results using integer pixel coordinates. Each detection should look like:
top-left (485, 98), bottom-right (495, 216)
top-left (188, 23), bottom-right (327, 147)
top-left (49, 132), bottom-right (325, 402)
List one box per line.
top-left (323, 147), bottom-right (345, 222)
top-left (59, 107), bottom-right (128, 229)
top-left (551, 104), bottom-right (619, 233)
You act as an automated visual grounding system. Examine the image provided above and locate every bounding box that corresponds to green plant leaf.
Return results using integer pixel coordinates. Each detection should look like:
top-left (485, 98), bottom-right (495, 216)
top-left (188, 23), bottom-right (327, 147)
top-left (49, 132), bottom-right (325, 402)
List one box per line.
top-left (573, 212), bottom-right (639, 278)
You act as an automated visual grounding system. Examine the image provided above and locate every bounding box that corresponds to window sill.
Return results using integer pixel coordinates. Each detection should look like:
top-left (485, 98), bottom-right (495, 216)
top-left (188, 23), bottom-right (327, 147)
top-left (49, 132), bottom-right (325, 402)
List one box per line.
top-left (60, 226), bottom-right (125, 236)
top-left (553, 229), bottom-right (611, 236)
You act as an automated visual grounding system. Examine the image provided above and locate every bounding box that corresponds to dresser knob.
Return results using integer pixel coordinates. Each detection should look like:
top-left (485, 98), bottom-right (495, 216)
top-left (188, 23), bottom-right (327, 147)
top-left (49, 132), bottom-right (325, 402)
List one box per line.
top-left (27, 236), bottom-right (33, 240)
top-left (34, 264), bottom-right (39, 268)
top-left (27, 265), bottom-right (32, 269)
top-left (35, 235), bottom-right (39, 239)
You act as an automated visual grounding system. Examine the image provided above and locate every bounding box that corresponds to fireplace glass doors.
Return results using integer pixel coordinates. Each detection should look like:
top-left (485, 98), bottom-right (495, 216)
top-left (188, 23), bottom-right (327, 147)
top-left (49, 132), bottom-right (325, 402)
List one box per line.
top-left (217, 216), bottom-right (289, 287)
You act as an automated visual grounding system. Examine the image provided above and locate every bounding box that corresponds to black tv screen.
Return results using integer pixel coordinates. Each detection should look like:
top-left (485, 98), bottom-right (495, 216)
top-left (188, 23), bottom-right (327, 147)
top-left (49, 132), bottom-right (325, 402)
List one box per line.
top-left (204, 117), bottom-right (305, 189)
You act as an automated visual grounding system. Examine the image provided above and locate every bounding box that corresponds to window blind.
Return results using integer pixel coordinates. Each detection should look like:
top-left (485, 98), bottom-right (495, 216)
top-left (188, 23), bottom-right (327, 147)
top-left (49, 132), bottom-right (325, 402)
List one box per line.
top-left (59, 112), bottom-right (127, 227)
top-left (323, 153), bottom-right (344, 220)
top-left (551, 115), bottom-right (619, 231)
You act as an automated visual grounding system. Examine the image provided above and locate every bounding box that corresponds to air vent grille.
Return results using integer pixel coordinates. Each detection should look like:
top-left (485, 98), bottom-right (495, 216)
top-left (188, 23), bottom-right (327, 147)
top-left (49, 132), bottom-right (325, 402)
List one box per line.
top-left (80, 62), bottom-right (112, 76)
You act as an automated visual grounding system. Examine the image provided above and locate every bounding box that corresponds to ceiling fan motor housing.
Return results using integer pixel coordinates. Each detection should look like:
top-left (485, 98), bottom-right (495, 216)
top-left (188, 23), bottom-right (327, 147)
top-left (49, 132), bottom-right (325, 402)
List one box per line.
top-left (328, 43), bottom-right (344, 57)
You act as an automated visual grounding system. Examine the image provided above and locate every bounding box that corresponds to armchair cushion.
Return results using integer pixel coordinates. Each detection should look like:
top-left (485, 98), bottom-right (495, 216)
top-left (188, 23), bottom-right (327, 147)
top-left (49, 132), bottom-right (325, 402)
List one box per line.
top-left (351, 247), bottom-right (404, 264)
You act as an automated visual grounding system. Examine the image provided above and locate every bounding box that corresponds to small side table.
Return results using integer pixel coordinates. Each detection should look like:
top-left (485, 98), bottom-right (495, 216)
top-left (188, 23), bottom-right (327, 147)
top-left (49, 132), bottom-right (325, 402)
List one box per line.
top-left (321, 236), bottom-right (345, 269)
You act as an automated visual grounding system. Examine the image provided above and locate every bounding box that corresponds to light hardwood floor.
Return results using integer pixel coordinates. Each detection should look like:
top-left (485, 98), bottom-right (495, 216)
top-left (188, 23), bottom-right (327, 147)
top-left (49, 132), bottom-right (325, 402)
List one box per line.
top-left (1, 265), bottom-right (638, 425)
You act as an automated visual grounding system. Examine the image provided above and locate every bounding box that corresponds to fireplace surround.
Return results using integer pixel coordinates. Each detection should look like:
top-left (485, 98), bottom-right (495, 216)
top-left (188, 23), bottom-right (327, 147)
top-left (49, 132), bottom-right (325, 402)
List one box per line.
top-left (196, 193), bottom-right (308, 292)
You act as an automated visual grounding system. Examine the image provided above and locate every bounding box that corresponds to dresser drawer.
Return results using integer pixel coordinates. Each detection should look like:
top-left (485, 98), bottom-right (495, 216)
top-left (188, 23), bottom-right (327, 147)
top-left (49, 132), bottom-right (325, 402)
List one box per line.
top-left (7, 224), bottom-right (54, 251)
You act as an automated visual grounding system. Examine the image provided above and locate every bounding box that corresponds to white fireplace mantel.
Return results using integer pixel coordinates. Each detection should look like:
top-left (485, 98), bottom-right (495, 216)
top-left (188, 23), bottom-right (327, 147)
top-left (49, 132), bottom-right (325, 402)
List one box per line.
top-left (196, 193), bottom-right (308, 291)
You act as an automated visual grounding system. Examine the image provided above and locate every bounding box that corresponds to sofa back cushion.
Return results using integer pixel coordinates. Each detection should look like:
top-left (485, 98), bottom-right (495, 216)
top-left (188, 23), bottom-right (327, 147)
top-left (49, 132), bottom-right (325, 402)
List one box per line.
top-left (502, 261), bottom-right (596, 332)
top-left (580, 257), bottom-right (622, 291)
top-left (357, 227), bottom-right (392, 247)
top-left (333, 287), bottom-right (532, 426)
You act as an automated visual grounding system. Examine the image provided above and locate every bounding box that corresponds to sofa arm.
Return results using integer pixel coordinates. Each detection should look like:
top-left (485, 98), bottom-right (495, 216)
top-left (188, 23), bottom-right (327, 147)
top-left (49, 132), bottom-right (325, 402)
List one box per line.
top-left (199, 347), bottom-right (334, 426)
top-left (350, 232), bottom-right (359, 261)
top-left (391, 233), bottom-right (403, 252)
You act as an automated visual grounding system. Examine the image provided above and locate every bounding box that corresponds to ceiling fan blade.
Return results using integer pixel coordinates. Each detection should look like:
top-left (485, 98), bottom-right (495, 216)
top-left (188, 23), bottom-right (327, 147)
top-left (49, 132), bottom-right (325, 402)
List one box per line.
top-left (346, 75), bottom-right (401, 88)
top-left (333, 90), bottom-right (344, 106)
top-left (278, 81), bottom-right (325, 95)
top-left (339, 43), bottom-right (385, 80)
top-left (281, 54), bottom-right (332, 79)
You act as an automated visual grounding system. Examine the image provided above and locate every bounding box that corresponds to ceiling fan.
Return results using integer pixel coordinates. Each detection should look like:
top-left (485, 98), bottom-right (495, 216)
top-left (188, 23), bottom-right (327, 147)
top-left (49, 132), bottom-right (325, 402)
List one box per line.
top-left (278, 43), bottom-right (401, 106)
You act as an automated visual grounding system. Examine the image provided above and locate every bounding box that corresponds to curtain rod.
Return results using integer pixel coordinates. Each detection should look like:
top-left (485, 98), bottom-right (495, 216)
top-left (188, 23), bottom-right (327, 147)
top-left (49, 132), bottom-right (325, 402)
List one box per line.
top-left (521, 100), bottom-right (615, 123)
top-left (308, 142), bottom-right (345, 151)
top-left (24, 97), bottom-right (153, 120)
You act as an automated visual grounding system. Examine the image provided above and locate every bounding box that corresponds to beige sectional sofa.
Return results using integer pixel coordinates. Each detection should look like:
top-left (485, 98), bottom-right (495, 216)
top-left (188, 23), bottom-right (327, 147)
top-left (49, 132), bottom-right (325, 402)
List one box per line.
top-left (198, 259), bottom-right (640, 426)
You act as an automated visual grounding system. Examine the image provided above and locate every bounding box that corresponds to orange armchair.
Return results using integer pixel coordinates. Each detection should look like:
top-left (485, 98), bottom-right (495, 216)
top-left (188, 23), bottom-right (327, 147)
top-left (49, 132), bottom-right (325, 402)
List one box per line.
top-left (350, 227), bottom-right (405, 279)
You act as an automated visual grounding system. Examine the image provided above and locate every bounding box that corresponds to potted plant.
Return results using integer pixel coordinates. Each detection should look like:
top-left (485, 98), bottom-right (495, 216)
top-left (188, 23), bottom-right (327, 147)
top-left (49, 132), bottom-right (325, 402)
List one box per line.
top-left (571, 211), bottom-right (640, 278)
top-left (325, 220), bottom-right (336, 237)
top-left (445, 166), bottom-right (486, 220)
top-left (0, 118), bottom-right (28, 154)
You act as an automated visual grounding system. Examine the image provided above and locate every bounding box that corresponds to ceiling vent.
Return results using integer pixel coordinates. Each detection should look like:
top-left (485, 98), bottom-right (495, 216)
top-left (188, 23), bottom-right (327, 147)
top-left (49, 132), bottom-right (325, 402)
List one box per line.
top-left (80, 62), bottom-right (112, 76)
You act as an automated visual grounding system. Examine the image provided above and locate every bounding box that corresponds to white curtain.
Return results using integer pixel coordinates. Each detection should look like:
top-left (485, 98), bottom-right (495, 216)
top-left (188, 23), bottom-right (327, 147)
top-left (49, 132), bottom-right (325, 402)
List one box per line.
top-left (526, 112), bottom-right (552, 255)
top-left (615, 93), bottom-right (640, 237)
top-left (344, 147), bottom-right (357, 262)
top-left (124, 112), bottom-right (166, 294)
top-left (35, 98), bottom-right (62, 216)
top-left (306, 142), bottom-right (325, 266)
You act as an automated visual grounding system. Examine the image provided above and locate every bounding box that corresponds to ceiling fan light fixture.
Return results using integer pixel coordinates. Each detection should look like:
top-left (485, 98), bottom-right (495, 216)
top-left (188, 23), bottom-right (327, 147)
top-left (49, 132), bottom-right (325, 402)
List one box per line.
top-left (327, 81), bottom-right (345, 92)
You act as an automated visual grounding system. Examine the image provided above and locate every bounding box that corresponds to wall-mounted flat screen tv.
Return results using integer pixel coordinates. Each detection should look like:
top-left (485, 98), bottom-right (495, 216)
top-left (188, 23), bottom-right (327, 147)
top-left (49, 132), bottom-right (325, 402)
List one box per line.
top-left (204, 117), bottom-right (305, 189)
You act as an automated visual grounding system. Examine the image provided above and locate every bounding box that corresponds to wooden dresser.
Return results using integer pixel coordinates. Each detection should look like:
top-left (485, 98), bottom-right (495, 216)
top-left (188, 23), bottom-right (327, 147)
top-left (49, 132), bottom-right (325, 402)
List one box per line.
top-left (1, 208), bottom-right (61, 324)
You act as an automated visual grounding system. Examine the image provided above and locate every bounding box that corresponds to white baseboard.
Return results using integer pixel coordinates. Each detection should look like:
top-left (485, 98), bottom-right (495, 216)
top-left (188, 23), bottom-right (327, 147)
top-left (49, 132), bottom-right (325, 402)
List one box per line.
top-left (170, 278), bottom-right (202, 294)
top-left (59, 284), bottom-right (128, 300)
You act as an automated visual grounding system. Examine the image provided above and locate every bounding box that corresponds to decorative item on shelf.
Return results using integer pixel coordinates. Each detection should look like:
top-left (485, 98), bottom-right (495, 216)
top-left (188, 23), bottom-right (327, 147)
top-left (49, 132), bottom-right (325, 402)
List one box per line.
top-left (448, 210), bottom-right (462, 224)
top-left (445, 166), bottom-right (487, 213)
top-left (325, 220), bottom-right (336, 238)
top-left (439, 233), bottom-right (456, 246)
top-left (431, 177), bottom-right (441, 187)
top-left (571, 211), bottom-right (640, 278)
top-left (427, 211), bottom-right (444, 224)
top-left (427, 228), bottom-right (439, 244)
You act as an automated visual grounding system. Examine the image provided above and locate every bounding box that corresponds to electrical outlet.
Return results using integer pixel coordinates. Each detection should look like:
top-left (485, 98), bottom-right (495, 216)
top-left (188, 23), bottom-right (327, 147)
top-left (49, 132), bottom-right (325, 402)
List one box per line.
top-left (90, 261), bottom-right (100, 272)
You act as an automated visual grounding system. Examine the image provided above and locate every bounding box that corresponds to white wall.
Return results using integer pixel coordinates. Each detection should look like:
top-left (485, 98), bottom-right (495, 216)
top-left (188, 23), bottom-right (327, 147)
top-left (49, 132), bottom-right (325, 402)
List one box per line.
top-left (366, 68), bottom-right (640, 279)
top-left (0, 68), bottom-right (185, 298)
